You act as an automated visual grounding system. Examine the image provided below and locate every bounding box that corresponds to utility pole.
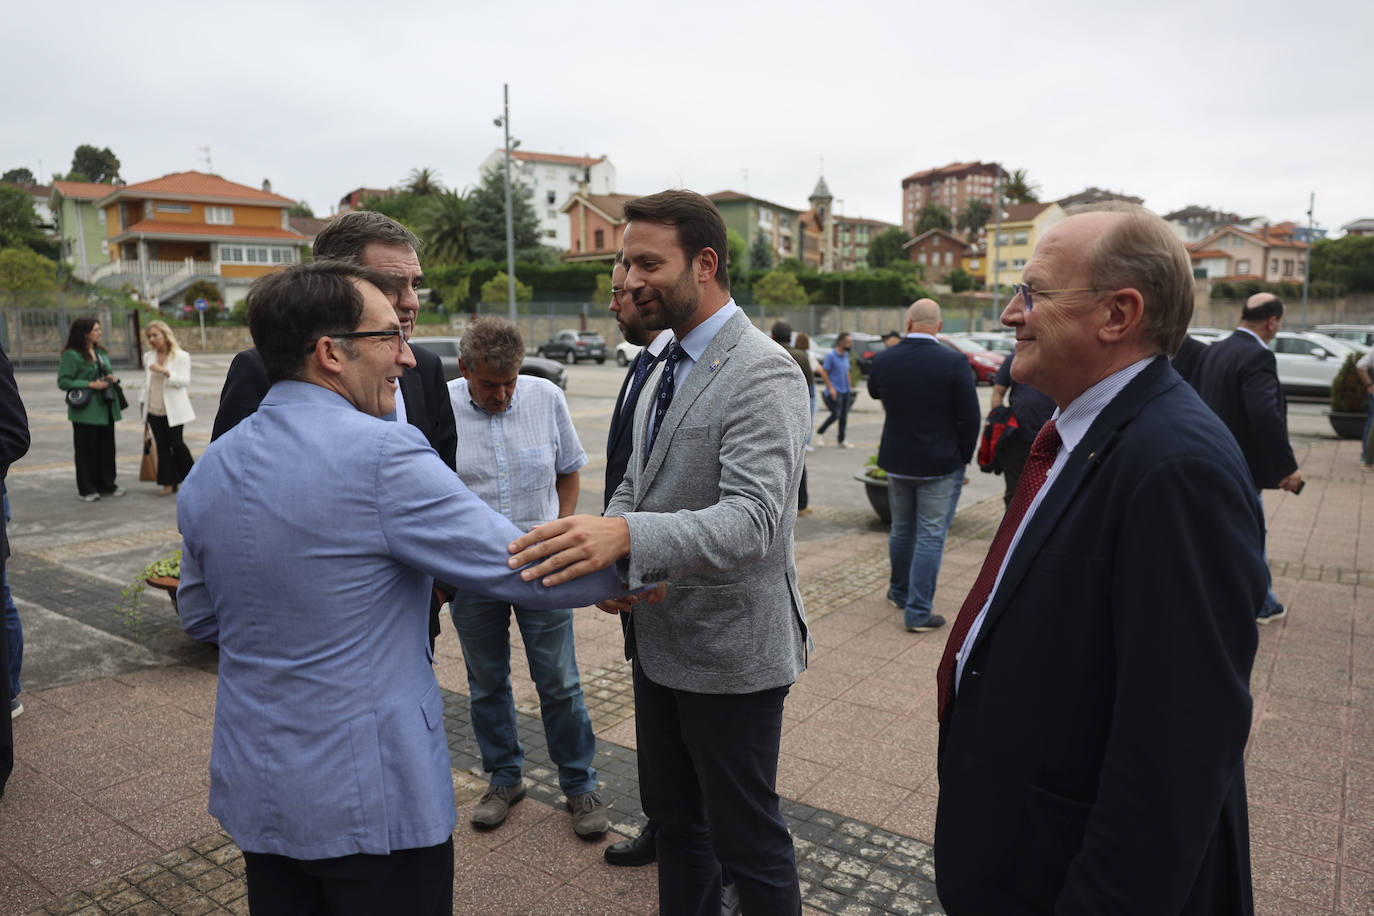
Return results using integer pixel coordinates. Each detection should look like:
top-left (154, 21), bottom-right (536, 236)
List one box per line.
top-left (500, 85), bottom-right (517, 321)
top-left (991, 170), bottom-right (1004, 316)
top-left (1301, 192), bottom-right (1314, 330)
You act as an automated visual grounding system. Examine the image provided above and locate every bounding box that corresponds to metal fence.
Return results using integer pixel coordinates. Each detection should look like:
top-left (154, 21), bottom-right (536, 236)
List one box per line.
top-left (0, 298), bottom-right (141, 370)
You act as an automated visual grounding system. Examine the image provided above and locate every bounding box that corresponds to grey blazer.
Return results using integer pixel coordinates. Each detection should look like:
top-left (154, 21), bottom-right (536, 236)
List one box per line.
top-left (607, 309), bottom-right (811, 694)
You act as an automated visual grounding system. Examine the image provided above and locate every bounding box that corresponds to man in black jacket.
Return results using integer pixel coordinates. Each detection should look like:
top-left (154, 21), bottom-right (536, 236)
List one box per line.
top-left (867, 299), bottom-right (980, 632)
top-left (1191, 292), bottom-right (1300, 623)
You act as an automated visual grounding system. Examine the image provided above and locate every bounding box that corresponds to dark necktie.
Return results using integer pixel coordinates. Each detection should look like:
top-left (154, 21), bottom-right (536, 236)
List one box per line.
top-left (645, 342), bottom-right (684, 463)
top-left (622, 347), bottom-right (658, 416)
top-left (936, 419), bottom-right (1062, 720)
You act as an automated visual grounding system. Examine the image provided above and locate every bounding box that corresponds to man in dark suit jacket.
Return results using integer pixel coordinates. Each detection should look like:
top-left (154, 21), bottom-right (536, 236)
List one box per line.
top-left (868, 299), bottom-right (980, 633)
top-left (210, 211), bottom-right (458, 648)
top-left (0, 344), bottom-right (31, 799)
top-left (1171, 332), bottom-right (1208, 384)
top-left (1190, 293), bottom-right (1299, 624)
top-left (935, 205), bottom-right (1265, 914)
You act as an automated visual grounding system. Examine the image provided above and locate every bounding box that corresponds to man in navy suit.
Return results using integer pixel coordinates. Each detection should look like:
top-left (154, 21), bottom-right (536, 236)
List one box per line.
top-left (867, 299), bottom-right (980, 632)
top-left (1191, 293), bottom-right (1300, 624)
top-left (935, 204), bottom-right (1265, 914)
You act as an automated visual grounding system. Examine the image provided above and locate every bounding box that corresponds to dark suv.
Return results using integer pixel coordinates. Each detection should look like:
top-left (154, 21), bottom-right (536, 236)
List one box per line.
top-left (537, 330), bottom-right (607, 365)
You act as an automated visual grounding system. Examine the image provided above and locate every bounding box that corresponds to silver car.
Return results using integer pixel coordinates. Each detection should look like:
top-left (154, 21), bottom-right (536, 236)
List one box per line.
top-left (407, 336), bottom-right (567, 390)
top-left (1269, 331), bottom-right (1358, 395)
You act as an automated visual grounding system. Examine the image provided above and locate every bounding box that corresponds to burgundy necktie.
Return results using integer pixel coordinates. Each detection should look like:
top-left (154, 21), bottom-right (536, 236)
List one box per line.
top-left (936, 419), bottom-right (1062, 720)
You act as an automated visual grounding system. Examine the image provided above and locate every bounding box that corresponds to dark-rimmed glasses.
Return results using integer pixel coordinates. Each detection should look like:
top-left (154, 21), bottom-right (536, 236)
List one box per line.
top-left (1011, 283), bottom-right (1111, 312)
top-left (306, 329), bottom-right (404, 352)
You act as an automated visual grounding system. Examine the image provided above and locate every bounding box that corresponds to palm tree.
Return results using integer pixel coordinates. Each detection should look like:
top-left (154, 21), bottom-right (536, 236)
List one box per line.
top-left (420, 190), bottom-right (469, 265)
top-left (1003, 168), bottom-right (1040, 204)
top-left (405, 167), bottom-right (443, 197)
top-left (957, 199), bottom-right (992, 239)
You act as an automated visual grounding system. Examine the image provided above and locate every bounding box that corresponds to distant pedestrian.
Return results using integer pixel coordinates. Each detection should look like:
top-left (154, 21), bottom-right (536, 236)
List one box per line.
top-left (794, 332), bottom-right (819, 447)
top-left (139, 321), bottom-right (196, 495)
top-left (0, 342), bottom-right (31, 797)
top-left (816, 332), bottom-right (855, 447)
top-left (57, 318), bottom-right (124, 502)
top-left (772, 321), bottom-right (814, 515)
top-left (987, 350), bottom-right (1055, 507)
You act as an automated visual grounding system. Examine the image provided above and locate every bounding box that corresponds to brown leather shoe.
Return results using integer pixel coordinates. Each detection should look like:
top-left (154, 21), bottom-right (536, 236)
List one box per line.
top-left (471, 781), bottom-right (524, 830)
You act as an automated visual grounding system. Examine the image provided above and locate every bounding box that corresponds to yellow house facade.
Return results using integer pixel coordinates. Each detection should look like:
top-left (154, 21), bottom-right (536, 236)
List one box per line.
top-left (986, 202), bottom-right (1064, 287)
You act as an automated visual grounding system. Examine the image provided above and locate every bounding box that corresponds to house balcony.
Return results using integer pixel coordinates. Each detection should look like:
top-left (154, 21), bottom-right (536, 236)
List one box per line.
top-left (88, 258), bottom-right (220, 302)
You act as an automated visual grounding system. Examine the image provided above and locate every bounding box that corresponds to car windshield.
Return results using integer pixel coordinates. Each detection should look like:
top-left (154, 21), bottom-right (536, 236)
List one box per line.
top-left (944, 337), bottom-right (988, 354)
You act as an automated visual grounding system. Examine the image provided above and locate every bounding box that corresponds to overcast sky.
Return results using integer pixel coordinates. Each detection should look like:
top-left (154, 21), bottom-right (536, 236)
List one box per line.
top-left (4, 0), bottom-right (1369, 237)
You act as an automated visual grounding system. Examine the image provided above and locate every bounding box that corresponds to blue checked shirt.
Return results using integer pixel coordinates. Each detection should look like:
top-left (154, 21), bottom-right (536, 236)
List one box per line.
top-left (447, 375), bottom-right (587, 530)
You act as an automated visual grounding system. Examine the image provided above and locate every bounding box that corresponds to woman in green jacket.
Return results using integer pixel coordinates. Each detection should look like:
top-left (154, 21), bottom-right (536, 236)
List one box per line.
top-left (57, 318), bottom-right (124, 502)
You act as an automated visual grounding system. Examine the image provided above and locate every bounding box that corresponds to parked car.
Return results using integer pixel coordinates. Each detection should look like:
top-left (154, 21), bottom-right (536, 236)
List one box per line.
top-left (1312, 324), bottom-right (1374, 350)
top-left (1186, 327), bottom-right (1230, 343)
top-left (808, 332), bottom-right (883, 377)
top-left (537, 329), bottom-right (607, 364)
top-left (407, 336), bottom-right (567, 390)
top-left (615, 340), bottom-right (642, 366)
top-left (937, 334), bottom-right (1005, 384)
top-left (1269, 330), bottom-right (1358, 395)
top-left (955, 332), bottom-right (1016, 355)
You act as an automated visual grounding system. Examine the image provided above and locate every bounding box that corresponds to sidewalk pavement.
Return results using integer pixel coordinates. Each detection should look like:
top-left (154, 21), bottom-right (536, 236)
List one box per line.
top-left (1, 388), bottom-right (1371, 913)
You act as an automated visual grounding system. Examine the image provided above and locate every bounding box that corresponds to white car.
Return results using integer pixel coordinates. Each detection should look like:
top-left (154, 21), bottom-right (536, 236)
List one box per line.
top-left (1312, 324), bottom-right (1374, 350)
top-left (1269, 331), bottom-right (1358, 395)
top-left (614, 340), bottom-right (642, 367)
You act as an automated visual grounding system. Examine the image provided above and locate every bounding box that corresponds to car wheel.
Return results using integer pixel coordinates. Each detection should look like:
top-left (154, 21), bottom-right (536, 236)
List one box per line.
top-left (616, 351), bottom-right (628, 367)
top-left (563, 350), bottom-right (577, 365)
top-left (596, 357), bottom-right (606, 364)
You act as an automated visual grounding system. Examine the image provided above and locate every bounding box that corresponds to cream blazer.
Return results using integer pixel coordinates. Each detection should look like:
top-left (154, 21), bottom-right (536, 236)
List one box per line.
top-left (139, 348), bottom-right (196, 428)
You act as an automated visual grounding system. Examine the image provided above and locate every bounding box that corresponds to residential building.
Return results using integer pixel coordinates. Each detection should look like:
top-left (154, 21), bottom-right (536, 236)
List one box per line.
top-left (288, 215), bottom-right (332, 248)
top-left (904, 229), bottom-right (970, 283)
top-left (91, 171), bottom-right (304, 306)
top-left (1055, 187), bottom-right (1144, 209)
top-left (337, 187), bottom-right (395, 212)
top-left (801, 177), bottom-right (834, 271)
top-left (1341, 218), bottom-right (1374, 237)
top-left (2, 181), bottom-right (56, 234)
top-left (49, 180), bottom-right (115, 273)
top-left (708, 191), bottom-right (800, 270)
top-left (480, 150), bottom-right (614, 251)
top-left (1188, 223), bottom-right (1308, 283)
top-left (560, 191), bottom-right (638, 263)
top-left (1164, 205), bottom-right (1242, 244)
top-left (900, 161), bottom-right (1002, 235)
top-left (987, 202), bottom-right (1064, 286)
top-left (833, 215), bottom-right (899, 270)
top-left (962, 245), bottom-right (987, 286)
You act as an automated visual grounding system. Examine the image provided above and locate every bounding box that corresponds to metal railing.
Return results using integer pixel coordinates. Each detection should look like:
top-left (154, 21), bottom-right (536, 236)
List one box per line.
top-left (0, 301), bottom-right (141, 369)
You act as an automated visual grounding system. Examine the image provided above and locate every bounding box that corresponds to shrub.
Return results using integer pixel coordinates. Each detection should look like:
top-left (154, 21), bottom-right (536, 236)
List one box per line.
top-left (1330, 353), bottom-right (1369, 413)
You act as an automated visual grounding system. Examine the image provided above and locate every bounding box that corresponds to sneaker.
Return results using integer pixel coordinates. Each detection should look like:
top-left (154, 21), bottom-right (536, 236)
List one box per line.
top-left (887, 591), bottom-right (905, 610)
top-left (840, 441), bottom-right (855, 449)
top-left (110, 486), bottom-right (127, 497)
top-left (471, 781), bottom-right (525, 830)
top-left (1257, 604), bottom-right (1287, 625)
top-left (9, 698), bottom-right (20, 720)
top-left (814, 435), bottom-right (825, 447)
top-left (906, 614), bottom-right (947, 633)
top-left (568, 791), bottom-right (608, 838)
top-left (79, 493), bottom-right (100, 502)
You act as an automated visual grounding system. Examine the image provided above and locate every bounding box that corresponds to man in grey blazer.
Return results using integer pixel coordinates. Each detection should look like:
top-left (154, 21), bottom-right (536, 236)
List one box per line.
top-left (510, 190), bottom-right (811, 915)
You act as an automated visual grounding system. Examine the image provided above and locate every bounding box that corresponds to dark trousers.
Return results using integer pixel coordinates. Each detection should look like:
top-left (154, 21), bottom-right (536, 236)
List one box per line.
top-left (72, 420), bottom-right (116, 496)
top-left (999, 431), bottom-right (1032, 508)
top-left (146, 414), bottom-right (194, 486)
top-left (243, 837), bottom-right (453, 916)
top-left (633, 661), bottom-right (800, 916)
top-left (0, 564), bottom-right (12, 797)
top-left (798, 466), bottom-right (808, 511)
top-left (817, 391), bottom-right (855, 443)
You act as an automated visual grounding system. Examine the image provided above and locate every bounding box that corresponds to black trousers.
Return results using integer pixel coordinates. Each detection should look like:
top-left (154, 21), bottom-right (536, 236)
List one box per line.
top-left (633, 660), bottom-right (799, 916)
top-left (146, 414), bottom-right (194, 486)
top-left (242, 837), bottom-right (453, 916)
top-left (999, 431), bottom-right (1032, 508)
top-left (72, 418), bottom-right (116, 496)
top-left (0, 565), bottom-right (11, 798)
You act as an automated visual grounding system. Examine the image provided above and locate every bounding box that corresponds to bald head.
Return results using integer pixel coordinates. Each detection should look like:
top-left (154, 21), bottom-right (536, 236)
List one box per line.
top-left (906, 298), bottom-right (942, 334)
top-left (1240, 291), bottom-right (1284, 341)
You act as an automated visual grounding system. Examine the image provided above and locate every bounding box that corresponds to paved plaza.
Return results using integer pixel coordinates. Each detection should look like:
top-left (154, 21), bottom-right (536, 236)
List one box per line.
top-left (0, 354), bottom-right (1371, 914)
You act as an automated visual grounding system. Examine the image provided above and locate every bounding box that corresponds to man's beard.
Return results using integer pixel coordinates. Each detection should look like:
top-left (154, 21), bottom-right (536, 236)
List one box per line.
top-left (641, 265), bottom-right (699, 332)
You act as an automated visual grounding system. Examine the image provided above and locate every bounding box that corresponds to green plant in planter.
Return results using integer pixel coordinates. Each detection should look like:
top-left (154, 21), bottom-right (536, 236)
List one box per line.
top-left (115, 549), bottom-right (180, 635)
top-left (1330, 353), bottom-right (1369, 414)
top-left (863, 454), bottom-right (887, 480)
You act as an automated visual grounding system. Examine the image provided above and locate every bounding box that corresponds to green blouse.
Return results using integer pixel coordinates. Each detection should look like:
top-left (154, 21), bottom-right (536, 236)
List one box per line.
top-left (58, 348), bottom-right (123, 426)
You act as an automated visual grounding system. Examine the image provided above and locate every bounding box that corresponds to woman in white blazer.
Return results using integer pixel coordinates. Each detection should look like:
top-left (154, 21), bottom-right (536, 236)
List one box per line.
top-left (139, 320), bottom-right (196, 495)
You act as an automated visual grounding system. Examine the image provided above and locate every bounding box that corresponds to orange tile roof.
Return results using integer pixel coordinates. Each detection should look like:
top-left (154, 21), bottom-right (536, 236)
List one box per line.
top-left (113, 220), bottom-right (304, 241)
top-left (1190, 249), bottom-right (1229, 260)
top-left (511, 150), bottom-right (605, 167)
top-left (100, 171), bottom-right (295, 205)
top-left (52, 180), bottom-right (114, 200)
top-left (1000, 202), bottom-right (1054, 222)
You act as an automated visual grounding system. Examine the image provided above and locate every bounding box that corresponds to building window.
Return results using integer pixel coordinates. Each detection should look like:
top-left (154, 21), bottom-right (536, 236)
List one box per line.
top-left (206, 206), bottom-right (233, 225)
top-left (97, 208), bottom-right (106, 225)
top-left (156, 202), bottom-right (192, 214)
top-left (1236, 259), bottom-right (1251, 274)
top-left (143, 201), bottom-right (154, 218)
top-left (547, 209), bottom-right (557, 219)
top-left (760, 210), bottom-right (773, 226)
top-left (1283, 260), bottom-right (1294, 276)
top-left (547, 191), bottom-right (556, 204)
top-left (969, 259), bottom-right (980, 269)
top-left (1012, 231), bottom-right (1028, 245)
top-left (917, 253), bottom-right (927, 264)
top-left (1233, 236), bottom-right (1244, 248)
top-left (594, 229), bottom-right (605, 250)
top-left (1271, 259), bottom-right (1278, 273)
top-left (545, 167), bottom-right (556, 179)
top-left (995, 260), bottom-right (1008, 270)
top-left (1012, 258), bottom-right (1026, 268)
top-left (270, 248), bottom-right (296, 264)
top-left (546, 229), bottom-right (556, 238)
top-left (996, 232), bottom-right (1009, 245)
top-left (945, 252), bottom-right (953, 266)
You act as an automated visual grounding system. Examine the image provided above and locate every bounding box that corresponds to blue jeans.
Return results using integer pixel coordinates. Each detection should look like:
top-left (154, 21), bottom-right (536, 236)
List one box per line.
top-left (817, 391), bottom-right (855, 443)
top-left (2, 491), bottom-right (17, 699)
top-left (449, 591), bottom-right (597, 796)
top-left (1257, 491), bottom-right (1282, 616)
top-left (1363, 392), bottom-right (1374, 464)
top-left (886, 471), bottom-right (961, 626)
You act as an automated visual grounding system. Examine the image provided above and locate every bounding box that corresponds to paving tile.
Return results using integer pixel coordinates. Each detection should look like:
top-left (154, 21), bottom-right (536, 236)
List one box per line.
top-left (564, 851), bottom-right (659, 914)
top-left (524, 883), bottom-right (636, 915)
top-left (1346, 760), bottom-right (1374, 827)
top-left (452, 851), bottom-right (563, 914)
top-left (1246, 736), bottom-right (1346, 785)
top-left (777, 753), bottom-right (835, 800)
top-left (0, 853), bottom-right (52, 915)
top-left (1248, 766), bottom-right (1344, 819)
top-left (86, 770), bottom-right (206, 823)
top-left (491, 810), bottom-right (612, 881)
top-left (1339, 867), bottom-right (1374, 915)
top-left (1247, 805), bottom-right (1340, 860)
top-left (24, 824), bottom-right (160, 902)
top-left (1250, 845), bottom-right (1337, 908)
top-left (801, 776), bottom-right (907, 831)
top-left (804, 699), bottom-right (898, 739)
top-left (780, 722), bottom-right (861, 768)
top-left (1, 794), bottom-right (123, 860)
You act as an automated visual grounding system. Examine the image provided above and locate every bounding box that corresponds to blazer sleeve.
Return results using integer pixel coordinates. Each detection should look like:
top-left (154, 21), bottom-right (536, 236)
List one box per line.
top-left (166, 350), bottom-right (192, 388)
top-left (1056, 453), bottom-right (1262, 913)
top-left (57, 349), bottom-right (91, 391)
top-left (212, 349), bottom-right (270, 442)
top-left (422, 351), bottom-right (457, 470)
top-left (1239, 348), bottom-right (1297, 481)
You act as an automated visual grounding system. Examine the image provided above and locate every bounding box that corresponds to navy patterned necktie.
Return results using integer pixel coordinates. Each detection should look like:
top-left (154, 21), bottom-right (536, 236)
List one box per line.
top-left (645, 342), bottom-right (684, 463)
top-left (624, 347), bottom-right (657, 414)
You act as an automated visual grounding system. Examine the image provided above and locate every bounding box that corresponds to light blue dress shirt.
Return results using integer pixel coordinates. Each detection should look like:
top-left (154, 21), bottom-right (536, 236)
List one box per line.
top-left (176, 381), bottom-right (625, 859)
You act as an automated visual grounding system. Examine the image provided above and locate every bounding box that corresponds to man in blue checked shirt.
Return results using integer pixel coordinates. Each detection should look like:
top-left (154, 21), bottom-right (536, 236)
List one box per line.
top-left (445, 317), bottom-right (607, 838)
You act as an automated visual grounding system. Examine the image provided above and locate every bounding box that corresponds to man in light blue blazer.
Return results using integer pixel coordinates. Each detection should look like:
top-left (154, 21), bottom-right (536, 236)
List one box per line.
top-left (510, 191), bottom-right (811, 916)
top-left (177, 262), bottom-right (629, 914)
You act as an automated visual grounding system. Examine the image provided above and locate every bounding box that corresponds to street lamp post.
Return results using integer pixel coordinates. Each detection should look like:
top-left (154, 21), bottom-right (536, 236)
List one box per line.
top-left (1301, 192), bottom-right (1314, 330)
top-left (494, 84), bottom-right (517, 322)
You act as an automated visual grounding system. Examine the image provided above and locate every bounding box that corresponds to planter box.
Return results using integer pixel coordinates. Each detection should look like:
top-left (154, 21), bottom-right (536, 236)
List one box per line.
top-left (146, 575), bottom-right (180, 612)
top-left (852, 470), bottom-right (891, 525)
top-left (1327, 410), bottom-right (1368, 441)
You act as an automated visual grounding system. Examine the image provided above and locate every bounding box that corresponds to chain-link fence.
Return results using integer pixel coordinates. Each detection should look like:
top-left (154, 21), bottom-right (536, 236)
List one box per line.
top-left (0, 296), bottom-right (141, 369)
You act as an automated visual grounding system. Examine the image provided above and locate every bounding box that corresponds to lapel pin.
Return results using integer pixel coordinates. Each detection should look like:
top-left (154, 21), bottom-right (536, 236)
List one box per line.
top-left (707, 359), bottom-right (721, 372)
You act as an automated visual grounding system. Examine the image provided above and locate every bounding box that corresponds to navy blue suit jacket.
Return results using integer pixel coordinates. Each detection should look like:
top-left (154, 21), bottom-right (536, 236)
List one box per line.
top-left (867, 337), bottom-right (980, 476)
top-left (1190, 330), bottom-right (1296, 490)
top-left (935, 357), bottom-right (1263, 914)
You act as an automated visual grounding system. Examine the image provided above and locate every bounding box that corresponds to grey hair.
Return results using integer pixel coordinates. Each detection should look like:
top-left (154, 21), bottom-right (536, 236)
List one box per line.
top-left (459, 317), bottom-right (525, 374)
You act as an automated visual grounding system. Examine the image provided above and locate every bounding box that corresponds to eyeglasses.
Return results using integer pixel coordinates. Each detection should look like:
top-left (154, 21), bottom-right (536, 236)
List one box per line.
top-left (306, 329), bottom-right (405, 352)
top-left (1011, 283), bottom-right (1111, 312)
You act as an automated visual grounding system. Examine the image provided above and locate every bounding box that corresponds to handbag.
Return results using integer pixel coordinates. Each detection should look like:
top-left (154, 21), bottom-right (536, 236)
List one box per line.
top-left (101, 380), bottom-right (129, 410)
top-left (65, 387), bottom-right (92, 408)
top-left (139, 423), bottom-right (158, 482)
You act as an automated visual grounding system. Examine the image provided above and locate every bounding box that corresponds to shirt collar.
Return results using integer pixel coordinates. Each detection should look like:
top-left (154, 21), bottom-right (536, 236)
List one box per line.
top-left (677, 299), bottom-right (738, 363)
top-left (646, 329), bottom-right (674, 357)
top-left (464, 378), bottom-right (519, 417)
top-left (1051, 357), bottom-right (1154, 455)
top-left (1233, 326), bottom-right (1266, 347)
top-left (905, 332), bottom-right (937, 342)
